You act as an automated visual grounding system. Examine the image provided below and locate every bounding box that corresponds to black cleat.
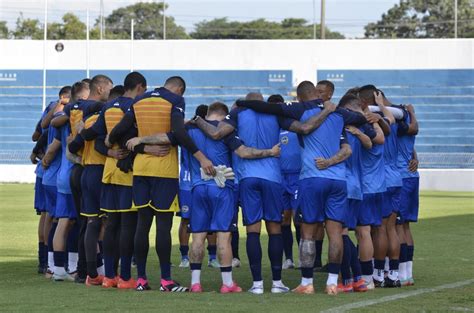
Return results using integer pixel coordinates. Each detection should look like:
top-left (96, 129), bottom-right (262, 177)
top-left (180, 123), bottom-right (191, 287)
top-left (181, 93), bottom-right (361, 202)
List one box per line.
top-left (136, 278), bottom-right (151, 291)
top-left (384, 277), bottom-right (401, 288)
top-left (74, 275), bottom-right (86, 284)
top-left (37, 265), bottom-right (46, 274)
top-left (160, 280), bottom-right (189, 292)
top-left (374, 278), bottom-right (385, 288)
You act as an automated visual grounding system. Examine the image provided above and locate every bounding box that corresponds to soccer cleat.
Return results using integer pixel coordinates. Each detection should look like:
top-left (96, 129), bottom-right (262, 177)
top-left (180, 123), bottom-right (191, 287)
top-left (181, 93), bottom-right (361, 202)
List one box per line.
top-left (179, 258), bottom-right (190, 268)
top-left (75, 275), bottom-right (86, 284)
top-left (220, 282), bottom-right (242, 294)
top-left (271, 283), bottom-right (290, 294)
top-left (190, 283), bottom-right (203, 293)
top-left (325, 284), bottom-right (338, 295)
top-left (135, 278), bottom-right (151, 291)
top-left (232, 258), bottom-right (241, 268)
top-left (292, 284), bottom-right (315, 294)
top-left (86, 275), bottom-right (104, 286)
top-left (160, 280), bottom-right (188, 292)
top-left (282, 259), bottom-right (295, 270)
top-left (337, 283), bottom-right (354, 293)
top-left (352, 279), bottom-right (369, 292)
top-left (384, 277), bottom-right (401, 288)
top-left (208, 258), bottom-right (220, 268)
top-left (38, 265), bottom-right (46, 274)
top-left (117, 278), bottom-right (136, 289)
top-left (373, 278), bottom-right (385, 288)
top-left (102, 276), bottom-right (118, 288)
top-left (366, 280), bottom-right (375, 290)
top-left (52, 272), bottom-right (75, 282)
top-left (248, 285), bottom-right (264, 295)
top-left (45, 269), bottom-right (54, 279)
top-left (401, 277), bottom-right (415, 287)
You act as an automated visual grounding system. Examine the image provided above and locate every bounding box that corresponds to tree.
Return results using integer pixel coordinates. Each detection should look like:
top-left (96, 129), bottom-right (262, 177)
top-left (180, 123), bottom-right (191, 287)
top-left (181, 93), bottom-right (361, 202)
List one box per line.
top-left (365, 0), bottom-right (474, 38)
top-left (191, 17), bottom-right (344, 39)
top-left (0, 21), bottom-right (8, 39)
top-left (12, 13), bottom-right (43, 39)
top-left (102, 2), bottom-right (188, 39)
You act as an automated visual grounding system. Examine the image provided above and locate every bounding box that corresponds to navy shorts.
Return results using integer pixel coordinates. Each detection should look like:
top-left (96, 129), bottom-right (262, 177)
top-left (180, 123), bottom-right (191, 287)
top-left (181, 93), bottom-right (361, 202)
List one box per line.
top-left (43, 184), bottom-right (57, 217)
top-left (360, 192), bottom-right (384, 227)
top-left (56, 192), bottom-right (77, 219)
top-left (177, 189), bottom-right (192, 219)
top-left (133, 176), bottom-right (179, 212)
top-left (81, 165), bottom-right (104, 217)
top-left (399, 177), bottom-right (419, 223)
top-left (382, 186), bottom-right (401, 219)
top-left (189, 185), bottom-right (236, 233)
top-left (297, 177), bottom-right (347, 224)
top-left (345, 199), bottom-right (361, 230)
top-left (240, 178), bottom-right (284, 226)
top-left (34, 176), bottom-right (46, 214)
top-left (100, 184), bottom-right (134, 213)
top-left (282, 173), bottom-right (300, 210)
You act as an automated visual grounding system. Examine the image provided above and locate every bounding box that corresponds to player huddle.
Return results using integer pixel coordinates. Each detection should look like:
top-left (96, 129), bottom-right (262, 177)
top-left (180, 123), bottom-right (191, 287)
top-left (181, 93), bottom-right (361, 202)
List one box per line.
top-left (30, 71), bottom-right (419, 295)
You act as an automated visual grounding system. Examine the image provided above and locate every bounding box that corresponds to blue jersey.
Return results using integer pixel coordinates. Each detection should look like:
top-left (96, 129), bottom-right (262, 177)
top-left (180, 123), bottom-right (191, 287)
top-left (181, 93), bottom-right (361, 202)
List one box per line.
top-left (56, 123), bottom-right (74, 194)
top-left (397, 114), bottom-right (419, 178)
top-left (42, 124), bottom-right (61, 187)
top-left (279, 130), bottom-right (301, 174)
top-left (35, 103), bottom-right (55, 178)
top-left (225, 107), bottom-right (282, 184)
top-left (345, 124), bottom-right (377, 200)
top-left (187, 120), bottom-right (242, 188)
top-left (179, 146), bottom-right (192, 191)
top-left (384, 123), bottom-right (403, 187)
top-left (361, 137), bottom-right (386, 194)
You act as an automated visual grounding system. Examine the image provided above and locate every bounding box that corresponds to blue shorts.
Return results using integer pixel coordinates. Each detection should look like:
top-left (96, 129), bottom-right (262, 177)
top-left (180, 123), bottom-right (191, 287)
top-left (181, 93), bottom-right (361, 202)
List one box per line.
top-left (282, 173), bottom-right (300, 210)
top-left (382, 187), bottom-right (401, 218)
top-left (240, 178), bottom-right (284, 226)
top-left (345, 199), bottom-right (361, 230)
top-left (43, 184), bottom-right (57, 217)
top-left (297, 177), bottom-right (347, 224)
top-left (189, 185), bottom-right (236, 233)
top-left (360, 193), bottom-right (384, 227)
top-left (100, 184), bottom-right (134, 213)
top-left (56, 192), bottom-right (77, 219)
top-left (177, 189), bottom-right (192, 219)
top-left (133, 176), bottom-right (179, 212)
top-left (34, 176), bottom-right (46, 214)
top-left (81, 165), bottom-right (104, 217)
top-left (399, 177), bottom-right (419, 223)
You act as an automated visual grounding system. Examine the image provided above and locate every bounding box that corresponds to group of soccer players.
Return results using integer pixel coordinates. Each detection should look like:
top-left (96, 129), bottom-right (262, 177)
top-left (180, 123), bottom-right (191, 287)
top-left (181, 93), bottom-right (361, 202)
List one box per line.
top-left (30, 71), bottom-right (420, 295)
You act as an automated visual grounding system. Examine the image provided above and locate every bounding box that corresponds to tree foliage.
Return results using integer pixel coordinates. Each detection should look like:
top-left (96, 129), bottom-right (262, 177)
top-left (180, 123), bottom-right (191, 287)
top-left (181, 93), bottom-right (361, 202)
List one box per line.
top-left (12, 13), bottom-right (43, 39)
top-left (0, 21), bottom-right (8, 39)
top-left (48, 13), bottom-right (87, 39)
top-left (365, 0), bottom-right (474, 38)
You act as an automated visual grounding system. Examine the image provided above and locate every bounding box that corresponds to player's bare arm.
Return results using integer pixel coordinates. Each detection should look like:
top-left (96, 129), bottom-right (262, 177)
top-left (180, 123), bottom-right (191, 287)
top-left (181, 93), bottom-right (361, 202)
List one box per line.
top-left (288, 101), bottom-right (336, 135)
top-left (365, 111), bottom-right (390, 136)
top-left (374, 91), bottom-right (395, 125)
top-left (314, 143), bottom-right (352, 170)
top-left (126, 133), bottom-right (171, 151)
top-left (345, 125), bottom-right (373, 149)
top-left (405, 104), bottom-right (419, 135)
top-left (195, 116), bottom-right (234, 140)
top-left (41, 139), bottom-right (61, 169)
top-left (234, 143), bottom-right (281, 159)
top-left (371, 122), bottom-right (385, 145)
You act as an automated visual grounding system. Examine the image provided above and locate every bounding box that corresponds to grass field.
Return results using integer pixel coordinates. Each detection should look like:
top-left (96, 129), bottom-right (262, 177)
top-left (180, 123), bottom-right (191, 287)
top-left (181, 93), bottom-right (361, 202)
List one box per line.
top-left (0, 184), bottom-right (473, 312)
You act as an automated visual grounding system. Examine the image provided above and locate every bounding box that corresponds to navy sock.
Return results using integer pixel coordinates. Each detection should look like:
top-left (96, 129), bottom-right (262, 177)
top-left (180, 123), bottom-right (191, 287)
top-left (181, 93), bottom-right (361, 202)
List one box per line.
top-left (104, 254), bottom-right (116, 278)
top-left (281, 225), bottom-right (293, 261)
top-left (66, 223), bottom-right (79, 253)
top-left (98, 241), bottom-right (103, 254)
top-left (374, 259), bottom-right (385, 270)
top-left (160, 263), bottom-right (171, 280)
top-left (349, 238), bottom-right (362, 280)
top-left (96, 253), bottom-right (103, 267)
top-left (360, 260), bottom-right (373, 276)
top-left (294, 223), bottom-right (301, 246)
top-left (136, 256), bottom-right (147, 279)
top-left (246, 232), bottom-right (262, 281)
top-left (231, 230), bottom-right (240, 259)
top-left (341, 235), bottom-right (352, 282)
top-left (389, 259), bottom-right (399, 271)
top-left (314, 240), bottom-right (323, 267)
top-left (39, 242), bottom-right (46, 267)
top-left (301, 267), bottom-right (313, 279)
top-left (179, 245), bottom-right (189, 259)
top-left (400, 243), bottom-right (408, 263)
top-left (220, 266), bottom-right (232, 273)
top-left (207, 245), bottom-right (217, 260)
top-left (268, 234), bottom-right (283, 281)
top-left (328, 262), bottom-right (341, 275)
top-left (120, 256), bottom-right (132, 280)
top-left (53, 250), bottom-right (66, 267)
top-left (48, 222), bottom-right (58, 253)
top-left (407, 245), bottom-right (414, 262)
top-left (190, 263), bottom-right (202, 271)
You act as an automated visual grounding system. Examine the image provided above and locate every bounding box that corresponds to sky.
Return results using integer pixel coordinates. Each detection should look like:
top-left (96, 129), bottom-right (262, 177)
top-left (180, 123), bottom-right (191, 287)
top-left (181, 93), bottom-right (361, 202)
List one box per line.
top-left (0, 0), bottom-right (400, 38)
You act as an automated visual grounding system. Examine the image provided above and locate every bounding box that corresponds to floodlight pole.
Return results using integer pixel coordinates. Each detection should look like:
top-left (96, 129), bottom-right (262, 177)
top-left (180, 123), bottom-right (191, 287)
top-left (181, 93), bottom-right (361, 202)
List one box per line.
top-left (42, 0), bottom-right (47, 111)
top-left (86, 8), bottom-right (90, 78)
top-left (320, 0), bottom-right (326, 39)
top-left (100, 0), bottom-right (104, 40)
top-left (131, 19), bottom-right (134, 72)
top-left (454, 0), bottom-right (458, 38)
top-left (312, 0), bottom-right (316, 39)
top-left (163, 0), bottom-right (166, 40)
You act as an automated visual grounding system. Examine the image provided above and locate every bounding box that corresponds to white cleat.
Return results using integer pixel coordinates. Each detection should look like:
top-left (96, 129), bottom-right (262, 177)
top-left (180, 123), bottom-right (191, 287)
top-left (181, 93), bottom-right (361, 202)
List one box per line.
top-left (282, 259), bottom-right (295, 270)
top-left (232, 258), bottom-right (241, 268)
top-left (52, 272), bottom-right (75, 282)
top-left (179, 259), bottom-right (190, 268)
top-left (208, 259), bottom-right (220, 268)
top-left (271, 282), bottom-right (290, 293)
top-left (366, 280), bottom-right (375, 290)
top-left (248, 285), bottom-right (264, 295)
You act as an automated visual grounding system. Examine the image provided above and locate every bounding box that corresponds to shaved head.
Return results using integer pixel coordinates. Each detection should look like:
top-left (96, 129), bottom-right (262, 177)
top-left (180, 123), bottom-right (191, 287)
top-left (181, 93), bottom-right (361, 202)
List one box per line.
top-left (245, 92), bottom-right (264, 101)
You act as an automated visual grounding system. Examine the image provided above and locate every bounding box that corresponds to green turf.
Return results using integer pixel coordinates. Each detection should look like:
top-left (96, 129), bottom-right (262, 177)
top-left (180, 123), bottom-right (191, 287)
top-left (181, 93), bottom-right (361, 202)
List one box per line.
top-left (0, 184), bottom-right (473, 312)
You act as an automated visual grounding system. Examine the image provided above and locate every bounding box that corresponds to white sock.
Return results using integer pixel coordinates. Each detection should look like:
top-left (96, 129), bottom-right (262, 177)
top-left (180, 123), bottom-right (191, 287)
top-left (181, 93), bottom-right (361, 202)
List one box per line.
top-left (54, 266), bottom-right (66, 276)
top-left (388, 270), bottom-right (399, 281)
top-left (301, 277), bottom-right (313, 286)
top-left (97, 265), bottom-right (105, 276)
top-left (373, 269), bottom-right (384, 282)
top-left (362, 275), bottom-right (373, 283)
top-left (326, 273), bottom-right (338, 286)
top-left (191, 270), bottom-right (201, 285)
top-left (407, 261), bottom-right (413, 278)
top-left (221, 271), bottom-right (233, 287)
top-left (253, 280), bottom-right (263, 288)
top-left (48, 252), bottom-right (54, 272)
top-left (68, 252), bottom-right (78, 273)
top-left (384, 257), bottom-right (390, 272)
top-left (399, 262), bottom-right (407, 280)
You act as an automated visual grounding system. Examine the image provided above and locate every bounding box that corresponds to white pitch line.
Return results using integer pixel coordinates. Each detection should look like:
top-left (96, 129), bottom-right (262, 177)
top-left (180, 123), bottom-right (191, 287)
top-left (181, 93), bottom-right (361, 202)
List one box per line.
top-left (322, 279), bottom-right (474, 313)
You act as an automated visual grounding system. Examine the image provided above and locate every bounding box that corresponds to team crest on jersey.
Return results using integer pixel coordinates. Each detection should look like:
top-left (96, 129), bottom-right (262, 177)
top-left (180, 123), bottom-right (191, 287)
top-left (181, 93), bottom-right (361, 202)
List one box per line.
top-left (181, 205), bottom-right (189, 213)
top-left (151, 91), bottom-right (161, 97)
top-left (225, 115), bottom-right (231, 120)
top-left (281, 136), bottom-right (289, 145)
top-left (113, 102), bottom-right (120, 107)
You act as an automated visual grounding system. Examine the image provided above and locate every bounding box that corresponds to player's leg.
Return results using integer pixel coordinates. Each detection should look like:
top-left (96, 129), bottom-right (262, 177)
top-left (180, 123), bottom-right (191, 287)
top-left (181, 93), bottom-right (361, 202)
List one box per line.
top-left (372, 218), bottom-right (388, 286)
top-left (189, 232), bottom-right (207, 292)
top-left (404, 177), bottom-right (419, 285)
top-left (314, 224), bottom-right (325, 270)
top-left (386, 212), bottom-right (401, 287)
top-left (231, 186), bottom-right (241, 268)
top-left (281, 210), bottom-right (294, 269)
top-left (155, 211), bottom-right (180, 291)
top-left (52, 217), bottom-right (72, 281)
top-left (339, 227), bottom-right (354, 293)
top-left (356, 193), bottom-right (375, 288)
top-left (133, 207), bottom-right (154, 290)
top-left (294, 223), bottom-right (316, 294)
top-left (404, 222), bottom-right (415, 284)
top-left (117, 211), bottom-right (137, 289)
top-left (102, 212), bottom-right (120, 288)
top-left (66, 220), bottom-right (79, 277)
top-left (84, 216), bottom-right (103, 284)
top-left (178, 218), bottom-right (190, 267)
top-left (325, 220), bottom-right (343, 295)
top-left (43, 185), bottom-right (57, 278)
top-left (207, 232), bottom-right (219, 267)
top-left (346, 200), bottom-right (366, 292)
top-left (37, 212), bottom-right (47, 274)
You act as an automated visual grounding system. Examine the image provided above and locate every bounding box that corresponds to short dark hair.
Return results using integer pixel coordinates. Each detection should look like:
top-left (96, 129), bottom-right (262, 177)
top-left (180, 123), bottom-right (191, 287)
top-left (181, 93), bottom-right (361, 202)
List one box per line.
top-left (296, 81), bottom-right (315, 99)
top-left (344, 87), bottom-right (360, 97)
top-left (59, 85), bottom-right (71, 97)
top-left (81, 78), bottom-right (91, 84)
top-left (358, 84), bottom-right (377, 103)
top-left (108, 85), bottom-right (125, 100)
top-left (245, 92), bottom-right (263, 101)
top-left (195, 104), bottom-right (208, 119)
top-left (267, 94), bottom-right (284, 103)
top-left (317, 80), bottom-right (335, 93)
top-left (338, 94), bottom-right (360, 108)
top-left (165, 76), bottom-right (186, 93)
top-left (208, 102), bottom-right (229, 116)
top-left (90, 74), bottom-right (113, 94)
top-left (124, 72), bottom-right (147, 91)
top-left (71, 81), bottom-right (89, 100)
